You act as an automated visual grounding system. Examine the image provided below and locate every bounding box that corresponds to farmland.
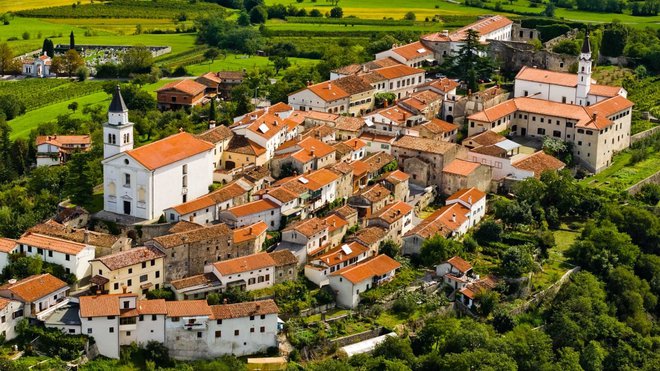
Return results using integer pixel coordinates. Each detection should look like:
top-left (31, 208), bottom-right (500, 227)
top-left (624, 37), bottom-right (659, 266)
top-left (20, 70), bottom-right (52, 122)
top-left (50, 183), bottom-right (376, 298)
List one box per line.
top-left (0, 79), bottom-right (106, 111)
top-left (0, 0), bottom-right (73, 12)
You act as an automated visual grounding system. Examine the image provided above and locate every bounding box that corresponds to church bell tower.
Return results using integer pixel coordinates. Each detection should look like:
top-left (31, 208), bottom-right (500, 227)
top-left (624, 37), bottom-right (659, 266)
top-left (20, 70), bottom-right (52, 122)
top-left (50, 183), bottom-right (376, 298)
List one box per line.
top-left (103, 85), bottom-right (134, 159)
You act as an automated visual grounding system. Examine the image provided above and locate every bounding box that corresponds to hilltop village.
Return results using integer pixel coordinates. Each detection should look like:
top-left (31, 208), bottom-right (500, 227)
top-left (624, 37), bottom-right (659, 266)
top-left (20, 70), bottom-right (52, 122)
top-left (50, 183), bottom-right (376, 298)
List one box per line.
top-left (0, 8), bottom-right (658, 370)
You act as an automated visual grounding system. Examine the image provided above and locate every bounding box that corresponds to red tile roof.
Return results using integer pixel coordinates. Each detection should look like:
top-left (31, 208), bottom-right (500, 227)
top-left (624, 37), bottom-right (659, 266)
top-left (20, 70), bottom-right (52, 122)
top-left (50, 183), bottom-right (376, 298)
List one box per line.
top-left (314, 241), bottom-right (367, 267)
top-left (0, 274), bottom-right (68, 303)
top-left (233, 222), bottom-right (268, 244)
top-left (447, 256), bottom-right (472, 273)
top-left (389, 41), bottom-right (433, 61)
top-left (170, 273), bottom-right (218, 290)
top-left (18, 232), bottom-right (87, 255)
top-left (165, 299), bottom-right (212, 317)
top-left (94, 246), bottom-right (165, 271)
top-left (226, 199), bottom-right (280, 218)
top-left (126, 132), bottom-right (214, 170)
top-left (589, 84), bottom-right (623, 97)
top-left (370, 201), bottom-right (413, 225)
top-left (515, 66), bottom-right (578, 87)
top-left (157, 79), bottom-right (206, 96)
top-left (210, 299), bottom-right (278, 320)
top-left (446, 187), bottom-right (486, 205)
top-left (0, 238), bottom-right (17, 253)
top-left (213, 252), bottom-right (275, 276)
top-left (442, 159), bottom-right (481, 176)
top-left (512, 151), bottom-right (566, 178)
top-left (36, 135), bottom-right (91, 147)
top-left (423, 15), bottom-right (513, 42)
top-left (374, 64), bottom-right (424, 80)
top-left (393, 135), bottom-right (457, 154)
top-left (331, 254), bottom-right (400, 284)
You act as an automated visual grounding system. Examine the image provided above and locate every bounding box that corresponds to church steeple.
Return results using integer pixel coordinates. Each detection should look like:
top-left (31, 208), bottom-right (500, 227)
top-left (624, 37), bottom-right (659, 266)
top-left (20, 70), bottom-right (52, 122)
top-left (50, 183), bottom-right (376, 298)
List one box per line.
top-left (104, 85), bottom-right (134, 158)
top-left (576, 31), bottom-right (592, 106)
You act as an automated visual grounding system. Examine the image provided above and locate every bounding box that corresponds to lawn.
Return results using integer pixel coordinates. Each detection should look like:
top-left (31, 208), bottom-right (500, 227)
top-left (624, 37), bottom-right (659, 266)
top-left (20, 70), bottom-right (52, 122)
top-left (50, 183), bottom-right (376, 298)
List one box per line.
top-left (581, 149), bottom-right (660, 192)
top-left (264, 0), bottom-right (504, 20)
top-left (265, 18), bottom-right (441, 33)
top-left (184, 54), bottom-right (319, 76)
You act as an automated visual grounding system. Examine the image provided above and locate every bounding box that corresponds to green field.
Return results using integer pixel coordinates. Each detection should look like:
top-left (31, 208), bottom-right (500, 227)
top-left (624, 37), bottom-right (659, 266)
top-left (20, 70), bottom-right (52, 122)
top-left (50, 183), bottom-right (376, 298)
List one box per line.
top-left (264, 0), bottom-right (501, 19)
top-left (581, 149), bottom-right (660, 192)
top-left (184, 54), bottom-right (318, 75)
top-left (0, 0), bottom-right (74, 12)
top-left (265, 18), bottom-right (441, 33)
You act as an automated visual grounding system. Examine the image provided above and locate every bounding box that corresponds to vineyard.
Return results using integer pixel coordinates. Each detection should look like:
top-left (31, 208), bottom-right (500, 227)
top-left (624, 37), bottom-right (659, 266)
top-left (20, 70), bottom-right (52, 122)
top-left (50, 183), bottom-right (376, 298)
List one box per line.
top-left (17, 0), bottom-right (228, 19)
top-left (0, 79), bottom-right (106, 112)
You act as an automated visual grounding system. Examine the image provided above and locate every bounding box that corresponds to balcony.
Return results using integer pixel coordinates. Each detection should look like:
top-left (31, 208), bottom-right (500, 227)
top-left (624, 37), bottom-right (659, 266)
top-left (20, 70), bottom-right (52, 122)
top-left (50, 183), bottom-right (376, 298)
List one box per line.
top-left (36, 298), bottom-right (70, 321)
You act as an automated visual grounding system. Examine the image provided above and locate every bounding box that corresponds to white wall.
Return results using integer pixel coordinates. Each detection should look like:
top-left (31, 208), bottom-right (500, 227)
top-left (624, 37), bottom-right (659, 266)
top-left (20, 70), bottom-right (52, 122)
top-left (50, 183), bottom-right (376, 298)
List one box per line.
top-left (82, 316), bottom-right (120, 359)
top-left (206, 313), bottom-right (278, 357)
top-left (0, 301), bottom-right (23, 341)
top-left (21, 244), bottom-right (94, 281)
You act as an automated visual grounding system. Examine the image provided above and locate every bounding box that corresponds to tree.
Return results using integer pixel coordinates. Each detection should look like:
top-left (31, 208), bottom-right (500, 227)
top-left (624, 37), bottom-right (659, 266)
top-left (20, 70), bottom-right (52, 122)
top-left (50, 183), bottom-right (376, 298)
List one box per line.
top-left (67, 101), bottom-right (79, 113)
top-left (601, 22), bottom-right (628, 57)
top-left (373, 336), bottom-right (416, 366)
top-left (52, 49), bottom-right (84, 77)
top-left (474, 220), bottom-right (502, 244)
top-left (204, 47), bottom-right (221, 65)
top-left (379, 239), bottom-right (401, 258)
top-left (552, 39), bottom-right (581, 55)
top-left (404, 11), bottom-right (416, 21)
top-left (207, 292), bottom-right (220, 305)
top-left (69, 31), bottom-right (75, 49)
top-left (501, 245), bottom-right (535, 277)
top-left (249, 5), bottom-right (268, 24)
top-left (121, 45), bottom-right (154, 74)
top-left (440, 29), bottom-right (496, 93)
top-left (309, 8), bottom-right (322, 17)
top-left (330, 6), bottom-right (343, 18)
top-left (544, 3), bottom-right (556, 17)
top-left (237, 10), bottom-right (251, 26)
top-left (0, 95), bottom-right (26, 120)
top-left (420, 234), bottom-right (462, 266)
top-left (244, 0), bottom-right (264, 11)
top-left (269, 55), bottom-right (290, 74)
top-left (76, 66), bottom-right (89, 81)
top-left (208, 98), bottom-right (217, 122)
top-left (41, 38), bottom-right (54, 58)
top-left (0, 43), bottom-right (16, 75)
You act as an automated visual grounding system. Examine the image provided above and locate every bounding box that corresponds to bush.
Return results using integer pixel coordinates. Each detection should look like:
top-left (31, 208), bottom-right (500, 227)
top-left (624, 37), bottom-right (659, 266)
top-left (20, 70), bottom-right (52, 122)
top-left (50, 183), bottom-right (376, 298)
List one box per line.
top-left (474, 220), bottom-right (503, 244)
top-left (76, 66), bottom-right (89, 81)
top-left (171, 65), bottom-right (189, 77)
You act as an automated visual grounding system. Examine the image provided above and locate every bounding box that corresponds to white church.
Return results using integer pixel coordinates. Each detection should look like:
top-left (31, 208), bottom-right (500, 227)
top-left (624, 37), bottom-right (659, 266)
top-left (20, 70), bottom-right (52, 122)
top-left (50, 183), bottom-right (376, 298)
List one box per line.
top-left (102, 86), bottom-right (215, 221)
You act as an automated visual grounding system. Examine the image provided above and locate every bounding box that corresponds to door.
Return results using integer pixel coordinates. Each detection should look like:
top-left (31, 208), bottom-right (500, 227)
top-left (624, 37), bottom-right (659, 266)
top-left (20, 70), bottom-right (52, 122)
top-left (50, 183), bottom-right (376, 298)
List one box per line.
top-left (123, 201), bottom-right (131, 215)
top-left (521, 128), bottom-right (527, 136)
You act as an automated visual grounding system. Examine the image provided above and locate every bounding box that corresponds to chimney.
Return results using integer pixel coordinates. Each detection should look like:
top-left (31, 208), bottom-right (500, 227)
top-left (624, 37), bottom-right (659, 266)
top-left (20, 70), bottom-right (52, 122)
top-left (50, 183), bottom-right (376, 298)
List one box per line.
top-left (442, 30), bottom-right (449, 37)
top-left (310, 146), bottom-right (315, 156)
top-left (255, 303), bottom-right (260, 310)
top-left (223, 298), bottom-right (228, 304)
top-left (307, 80), bottom-right (312, 86)
top-left (384, 100), bottom-right (389, 108)
top-left (83, 230), bottom-right (90, 244)
top-left (468, 196), bottom-right (472, 204)
top-left (209, 120), bottom-right (216, 129)
top-left (452, 213), bottom-right (456, 222)
top-left (592, 113), bottom-right (597, 121)
top-left (249, 226), bottom-right (253, 234)
top-left (328, 82), bottom-right (332, 90)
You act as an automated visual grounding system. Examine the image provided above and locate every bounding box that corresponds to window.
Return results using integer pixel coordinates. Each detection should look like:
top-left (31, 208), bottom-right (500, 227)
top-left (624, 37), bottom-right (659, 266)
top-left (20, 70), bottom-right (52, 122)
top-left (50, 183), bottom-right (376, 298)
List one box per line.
top-left (123, 301), bottom-right (130, 309)
top-left (48, 250), bottom-right (53, 257)
top-left (553, 131), bottom-right (561, 138)
top-left (127, 279), bottom-right (132, 287)
top-left (182, 175), bottom-right (187, 187)
top-left (128, 268), bottom-right (132, 274)
top-left (140, 274), bottom-right (148, 282)
top-left (260, 315), bottom-right (266, 319)
top-left (234, 330), bottom-right (239, 336)
top-left (537, 128), bottom-right (545, 135)
top-left (139, 315), bottom-right (144, 321)
top-left (109, 327), bottom-right (114, 333)
top-left (197, 332), bottom-right (202, 338)
top-left (126, 331), bottom-right (131, 336)
top-left (182, 165), bottom-right (188, 175)
top-left (155, 271), bottom-right (160, 278)
top-left (124, 173), bottom-right (130, 187)
top-left (1, 316), bottom-right (5, 323)
top-left (566, 122), bottom-right (573, 128)
top-left (250, 328), bottom-right (255, 333)
top-left (215, 331), bottom-right (221, 338)
top-left (562, 96), bottom-right (567, 103)
top-left (87, 328), bottom-right (92, 334)
top-left (260, 326), bottom-right (265, 333)
top-left (65, 254), bottom-right (70, 261)
top-left (142, 262), bottom-right (146, 269)
top-left (114, 283), bottom-right (119, 290)
top-left (250, 315), bottom-right (255, 321)
top-left (172, 317), bottom-right (180, 322)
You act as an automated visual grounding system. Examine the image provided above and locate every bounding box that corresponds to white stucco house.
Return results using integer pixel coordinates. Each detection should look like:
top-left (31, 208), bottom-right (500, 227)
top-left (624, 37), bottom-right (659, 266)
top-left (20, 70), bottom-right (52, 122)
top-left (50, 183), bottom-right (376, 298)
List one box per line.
top-left (304, 242), bottom-right (370, 287)
top-left (17, 232), bottom-right (95, 283)
top-left (0, 298), bottom-right (24, 341)
top-left (0, 274), bottom-right (69, 320)
top-left (328, 254), bottom-right (401, 308)
top-left (0, 238), bottom-right (17, 273)
top-left (22, 53), bottom-right (54, 78)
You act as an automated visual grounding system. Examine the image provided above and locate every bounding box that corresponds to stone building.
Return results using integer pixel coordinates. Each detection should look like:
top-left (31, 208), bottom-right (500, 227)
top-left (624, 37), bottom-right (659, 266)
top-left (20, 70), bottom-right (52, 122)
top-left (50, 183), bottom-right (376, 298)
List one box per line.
top-left (146, 223), bottom-right (236, 282)
top-left (391, 136), bottom-right (467, 188)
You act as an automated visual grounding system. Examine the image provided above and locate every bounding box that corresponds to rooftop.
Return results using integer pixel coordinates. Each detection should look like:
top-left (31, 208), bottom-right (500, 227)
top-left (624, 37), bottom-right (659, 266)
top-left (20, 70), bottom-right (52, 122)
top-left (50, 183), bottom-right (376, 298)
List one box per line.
top-left (213, 252), bottom-right (276, 276)
top-left (331, 255), bottom-right (401, 284)
top-left (0, 274), bottom-right (68, 303)
top-left (18, 232), bottom-right (88, 255)
top-left (152, 223), bottom-right (231, 249)
top-left (393, 135), bottom-right (457, 154)
top-left (125, 132), bottom-right (214, 170)
top-left (211, 299), bottom-right (278, 320)
top-left (94, 246), bottom-right (165, 271)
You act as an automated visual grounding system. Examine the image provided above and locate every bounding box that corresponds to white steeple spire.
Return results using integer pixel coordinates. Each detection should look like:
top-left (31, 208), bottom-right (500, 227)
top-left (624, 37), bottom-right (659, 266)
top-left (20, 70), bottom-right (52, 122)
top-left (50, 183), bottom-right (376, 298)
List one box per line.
top-left (103, 85), bottom-right (134, 158)
top-left (576, 31), bottom-right (592, 106)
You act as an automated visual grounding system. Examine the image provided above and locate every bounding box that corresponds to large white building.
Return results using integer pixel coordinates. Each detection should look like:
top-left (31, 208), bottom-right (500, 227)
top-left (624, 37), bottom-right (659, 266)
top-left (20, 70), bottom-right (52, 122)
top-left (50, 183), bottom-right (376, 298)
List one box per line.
top-left (77, 294), bottom-right (278, 359)
top-left (102, 87), bottom-right (215, 220)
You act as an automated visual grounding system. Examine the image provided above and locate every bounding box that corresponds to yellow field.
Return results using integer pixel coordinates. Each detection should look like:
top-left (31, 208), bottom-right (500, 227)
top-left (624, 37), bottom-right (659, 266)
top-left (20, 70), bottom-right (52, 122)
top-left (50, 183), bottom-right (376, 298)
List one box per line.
top-left (0, 0), bottom-right (79, 12)
top-left (44, 18), bottom-right (192, 34)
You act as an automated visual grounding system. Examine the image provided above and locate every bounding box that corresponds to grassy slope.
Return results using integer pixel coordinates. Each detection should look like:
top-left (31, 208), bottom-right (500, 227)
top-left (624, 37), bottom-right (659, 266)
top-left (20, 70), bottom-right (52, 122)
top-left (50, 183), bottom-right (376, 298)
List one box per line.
top-left (184, 54), bottom-right (318, 75)
top-left (581, 149), bottom-right (660, 192)
top-left (264, 18), bottom-right (441, 32)
top-left (8, 79), bottom-right (175, 140)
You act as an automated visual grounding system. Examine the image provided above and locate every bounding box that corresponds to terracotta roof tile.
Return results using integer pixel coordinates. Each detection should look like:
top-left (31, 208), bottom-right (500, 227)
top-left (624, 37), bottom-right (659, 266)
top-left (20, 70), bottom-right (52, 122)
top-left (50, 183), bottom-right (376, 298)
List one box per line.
top-left (233, 221), bottom-right (268, 244)
top-left (126, 132), bottom-right (214, 170)
top-left (283, 217), bottom-right (328, 238)
top-left (323, 214), bottom-right (348, 233)
top-left (393, 135), bottom-right (457, 154)
top-left (213, 252), bottom-right (275, 276)
top-left (383, 170), bottom-right (410, 184)
top-left (351, 226), bottom-right (387, 246)
top-left (95, 246), bottom-right (165, 271)
top-left (442, 159), bottom-right (481, 176)
top-left (170, 273), bottom-right (219, 290)
top-left (80, 294), bottom-right (127, 317)
top-left (28, 221), bottom-right (119, 249)
top-left (332, 75), bottom-right (375, 95)
top-left (36, 135), bottom-right (91, 147)
top-left (197, 125), bottom-right (233, 144)
top-left (247, 113), bottom-right (288, 140)
top-left (269, 250), bottom-right (298, 267)
top-left (373, 64), bottom-right (424, 80)
top-left (356, 184), bottom-right (391, 203)
top-left (168, 221), bottom-right (204, 234)
top-left (515, 66), bottom-right (578, 87)
top-left (165, 300), bottom-right (212, 317)
top-left (446, 187), bottom-right (486, 205)
top-left (210, 299), bottom-right (278, 320)
top-left (0, 238), bottom-right (17, 253)
top-left (369, 201), bottom-right (413, 225)
top-left (334, 116), bottom-right (364, 132)
top-left (421, 118), bottom-right (459, 135)
top-left (18, 232), bottom-right (87, 255)
top-left (589, 84), bottom-right (623, 97)
top-left (333, 205), bottom-right (357, 221)
top-left (512, 151), bottom-right (565, 178)
top-left (136, 299), bottom-right (167, 315)
top-left (446, 256), bottom-right (472, 273)
top-left (225, 135), bottom-right (266, 156)
top-left (157, 79), bottom-right (206, 96)
top-left (331, 254), bottom-right (400, 284)
top-left (152, 223), bottom-right (231, 249)
top-left (307, 81), bottom-right (350, 102)
top-left (389, 41), bottom-right (433, 61)
top-left (0, 274), bottom-right (68, 303)
top-left (463, 130), bottom-right (506, 147)
top-left (226, 199), bottom-right (280, 218)
top-left (423, 16), bottom-right (513, 43)
top-left (313, 241), bottom-right (367, 267)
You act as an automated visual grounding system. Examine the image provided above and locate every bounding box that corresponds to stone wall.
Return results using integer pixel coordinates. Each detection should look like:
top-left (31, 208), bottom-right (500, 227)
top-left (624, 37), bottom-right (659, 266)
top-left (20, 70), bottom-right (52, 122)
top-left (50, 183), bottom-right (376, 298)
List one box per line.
top-left (488, 40), bottom-right (577, 75)
top-left (627, 170), bottom-right (660, 195)
top-left (630, 125), bottom-right (660, 144)
top-left (330, 327), bottom-right (384, 347)
top-left (509, 266), bottom-right (581, 316)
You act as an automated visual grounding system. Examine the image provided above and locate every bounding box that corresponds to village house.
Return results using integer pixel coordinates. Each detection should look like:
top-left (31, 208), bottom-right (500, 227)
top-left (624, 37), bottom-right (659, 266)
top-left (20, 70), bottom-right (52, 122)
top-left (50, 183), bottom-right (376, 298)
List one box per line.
top-left (222, 136), bottom-right (269, 170)
top-left (196, 124), bottom-right (234, 170)
top-left (89, 246), bottom-right (165, 298)
top-left (364, 105), bottom-right (423, 137)
top-left (441, 159), bottom-right (492, 195)
top-left (219, 199), bottom-right (282, 230)
top-left (331, 116), bottom-right (365, 141)
top-left (375, 41), bottom-right (434, 68)
top-left (206, 251), bottom-right (297, 293)
top-left (392, 136), bottom-right (467, 188)
top-left (22, 52), bottom-right (53, 78)
top-left (232, 113), bottom-right (290, 161)
top-left (323, 214), bottom-right (349, 248)
top-left (27, 220), bottom-right (130, 257)
top-left (0, 238), bottom-right (17, 271)
top-left (272, 136), bottom-right (336, 178)
top-left (380, 170), bottom-right (410, 202)
top-left (16, 232), bottom-right (95, 284)
top-left (421, 15), bottom-right (514, 63)
top-left (367, 201), bottom-right (414, 244)
top-left (331, 205), bottom-right (359, 229)
top-left (398, 90), bottom-right (444, 120)
top-left (328, 254), bottom-right (401, 309)
top-left (0, 274), bottom-right (69, 321)
top-left (348, 184), bottom-right (392, 220)
top-left (156, 79), bottom-right (207, 110)
top-left (0, 298), bottom-right (23, 341)
top-left (305, 242), bottom-right (371, 287)
top-left (216, 71), bottom-right (246, 98)
top-left (146, 223), bottom-right (235, 282)
top-left (35, 135), bottom-right (92, 167)
top-left (358, 133), bottom-right (397, 155)
top-left (458, 276), bottom-right (497, 310)
top-left (280, 217), bottom-right (330, 262)
top-left (329, 57), bottom-right (401, 80)
top-left (346, 226), bottom-right (387, 255)
top-left (409, 118), bottom-right (459, 142)
top-left (435, 256), bottom-right (477, 291)
top-left (195, 72), bottom-right (222, 95)
top-left (403, 188), bottom-right (486, 255)
top-left (232, 222), bottom-right (268, 257)
top-left (163, 181), bottom-right (250, 225)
